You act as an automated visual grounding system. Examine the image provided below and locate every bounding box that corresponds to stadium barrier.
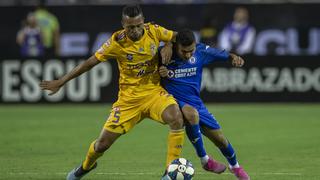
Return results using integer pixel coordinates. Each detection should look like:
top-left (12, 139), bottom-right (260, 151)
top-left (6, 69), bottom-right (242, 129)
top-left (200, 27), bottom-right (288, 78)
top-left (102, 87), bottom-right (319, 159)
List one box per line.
top-left (0, 56), bottom-right (319, 103)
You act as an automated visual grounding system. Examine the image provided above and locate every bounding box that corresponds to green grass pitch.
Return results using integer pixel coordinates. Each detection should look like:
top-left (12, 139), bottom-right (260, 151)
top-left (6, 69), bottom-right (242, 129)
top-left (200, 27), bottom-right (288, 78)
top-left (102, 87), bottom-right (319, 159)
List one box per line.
top-left (1, 104), bottom-right (320, 180)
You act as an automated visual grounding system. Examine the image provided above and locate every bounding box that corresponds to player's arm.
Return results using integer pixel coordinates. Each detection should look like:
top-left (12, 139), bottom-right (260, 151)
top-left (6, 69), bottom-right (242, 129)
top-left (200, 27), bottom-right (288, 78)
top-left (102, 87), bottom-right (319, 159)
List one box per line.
top-left (202, 44), bottom-right (244, 67)
top-left (229, 53), bottom-right (244, 67)
top-left (39, 55), bottom-right (101, 95)
top-left (152, 23), bottom-right (177, 65)
top-left (157, 46), bottom-right (169, 78)
top-left (161, 31), bottom-right (177, 65)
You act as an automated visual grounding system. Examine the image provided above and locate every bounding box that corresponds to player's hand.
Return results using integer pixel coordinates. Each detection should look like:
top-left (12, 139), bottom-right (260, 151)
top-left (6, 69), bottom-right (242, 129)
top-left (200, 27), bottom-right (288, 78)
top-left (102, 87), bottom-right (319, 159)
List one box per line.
top-left (161, 42), bottom-right (173, 65)
top-left (39, 80), bottom-right (63, 95)
top-left (231, 54), bottom-right (244, 67)
top-left (159, 66), bottom-right (169, 78)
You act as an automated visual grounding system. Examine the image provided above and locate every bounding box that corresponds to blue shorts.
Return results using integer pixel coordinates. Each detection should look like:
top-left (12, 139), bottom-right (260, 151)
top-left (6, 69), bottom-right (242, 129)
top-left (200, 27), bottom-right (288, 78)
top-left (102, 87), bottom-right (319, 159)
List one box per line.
top-left (178, 101), bottom-right (221, 130)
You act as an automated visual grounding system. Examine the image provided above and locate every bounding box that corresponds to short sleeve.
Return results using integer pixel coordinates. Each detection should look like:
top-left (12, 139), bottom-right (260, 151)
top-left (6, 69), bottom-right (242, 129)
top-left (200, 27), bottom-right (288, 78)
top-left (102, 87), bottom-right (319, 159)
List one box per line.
top-left (95, 37), bottom-right (117, 62)
top-left (200, 44), bottom-right (230, 65)
top-left (152, 24), bottom-right (173, 42)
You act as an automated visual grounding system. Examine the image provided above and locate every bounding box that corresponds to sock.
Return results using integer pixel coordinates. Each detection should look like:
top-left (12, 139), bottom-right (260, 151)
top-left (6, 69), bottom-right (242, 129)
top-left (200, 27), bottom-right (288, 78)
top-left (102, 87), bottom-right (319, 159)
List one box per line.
top-left (229, 162), bottom-right (240, 169)
top-left (166, 129), bottom-right (184, 166)
top-left (219, 142), bottom-right (238, 167)
top-left (82, 140), bottom-right (104, 170)
top-left (186, 124), bottom-right (207, 158)
top-left (200, 155), bottom-right (209, 165)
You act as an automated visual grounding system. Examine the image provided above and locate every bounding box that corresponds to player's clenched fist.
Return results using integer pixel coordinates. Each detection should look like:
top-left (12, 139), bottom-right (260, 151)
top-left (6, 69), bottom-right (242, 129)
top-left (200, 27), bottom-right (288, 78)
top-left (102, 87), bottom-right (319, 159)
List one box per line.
top-left (159, 66), bottom-right (169, 78)
top-left (230, 53), bottom-right (244, 67)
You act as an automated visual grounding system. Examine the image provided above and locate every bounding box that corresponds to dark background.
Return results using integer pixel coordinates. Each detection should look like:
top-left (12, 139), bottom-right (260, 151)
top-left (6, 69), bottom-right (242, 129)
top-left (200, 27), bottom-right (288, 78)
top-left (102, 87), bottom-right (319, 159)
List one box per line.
top-left (1, 4), bottom-right (320, 57)
top-left (1, 4), bottom-right (319, 103)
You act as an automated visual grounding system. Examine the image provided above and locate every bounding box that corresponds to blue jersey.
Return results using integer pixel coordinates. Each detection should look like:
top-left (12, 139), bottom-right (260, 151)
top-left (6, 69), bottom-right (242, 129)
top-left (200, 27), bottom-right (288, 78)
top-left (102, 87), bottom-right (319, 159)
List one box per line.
top-left (161, 43), bottom-right (229, 109)
top-left (21, 27), bottom-right (44, 57)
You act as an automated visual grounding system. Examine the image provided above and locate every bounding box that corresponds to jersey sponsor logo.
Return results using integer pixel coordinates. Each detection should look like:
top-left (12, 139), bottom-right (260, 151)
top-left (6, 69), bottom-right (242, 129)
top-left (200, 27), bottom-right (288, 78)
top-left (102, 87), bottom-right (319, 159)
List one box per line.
top-left (127, 60), bottom-right (153, 70)
top-left (136, 69), bottom-right (145, 77)
top-left (126, 54), bottom-right (133, 61)
top-left (172, 67), bottom-right (197, 78)
top-left (188, 56), bottom-right (196, 64)
top-left (136, 68), bottom-right (156, 77)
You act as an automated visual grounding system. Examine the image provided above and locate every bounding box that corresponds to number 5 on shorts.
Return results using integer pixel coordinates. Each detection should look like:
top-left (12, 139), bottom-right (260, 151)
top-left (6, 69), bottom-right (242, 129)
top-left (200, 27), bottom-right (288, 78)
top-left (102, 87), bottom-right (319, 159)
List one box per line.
top-left (112, 110), bottom-right (120, 123)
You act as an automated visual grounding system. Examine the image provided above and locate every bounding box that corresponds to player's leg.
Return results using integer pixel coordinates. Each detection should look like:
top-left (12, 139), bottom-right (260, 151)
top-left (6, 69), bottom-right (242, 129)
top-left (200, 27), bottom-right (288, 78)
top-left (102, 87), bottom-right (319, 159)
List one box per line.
top-left (181, 105), bottom-right (207, 163)
top-left (67, 100), bottom-right (140, 180)
top-left (161, 104), bottom-right (185, 166)
top-left (182, 104), bottom-right (226, 174)
top-left (200, 109), bottom-right (250, 180)
top-left (67, 129), bottom-right (121, 180)
top-left (201, 127), bottom-right (236, 165)
top-left (146, 88), bottom-right (185, 167)
top-left (83, 129), bottom-right (121, 169)
top-left (202, 127), bottom-right (250, 180)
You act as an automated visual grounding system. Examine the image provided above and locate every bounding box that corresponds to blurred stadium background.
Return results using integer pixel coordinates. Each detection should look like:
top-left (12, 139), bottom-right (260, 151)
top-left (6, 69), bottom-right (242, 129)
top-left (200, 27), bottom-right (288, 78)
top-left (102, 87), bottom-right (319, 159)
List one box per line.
top-left (0, 0), bottom-right (320, 179)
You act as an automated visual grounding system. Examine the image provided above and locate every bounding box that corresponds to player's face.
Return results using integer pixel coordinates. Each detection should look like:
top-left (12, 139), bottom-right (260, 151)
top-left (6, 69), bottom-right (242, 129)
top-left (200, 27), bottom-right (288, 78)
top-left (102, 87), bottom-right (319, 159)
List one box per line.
top-left (122, 15), bottom-right (145, 41)
top-left (177, 42), bottom-right (196, 60)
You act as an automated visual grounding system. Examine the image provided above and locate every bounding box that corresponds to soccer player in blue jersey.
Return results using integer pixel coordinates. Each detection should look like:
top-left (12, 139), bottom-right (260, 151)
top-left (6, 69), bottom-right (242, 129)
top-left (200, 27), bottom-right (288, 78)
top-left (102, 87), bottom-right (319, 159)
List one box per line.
top-left (159, 29), bottom-right (250, 180)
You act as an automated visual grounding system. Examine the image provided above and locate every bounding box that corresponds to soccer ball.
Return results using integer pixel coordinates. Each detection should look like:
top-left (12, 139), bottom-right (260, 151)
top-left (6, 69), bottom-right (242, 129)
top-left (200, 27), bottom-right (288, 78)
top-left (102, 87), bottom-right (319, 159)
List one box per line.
top-left (164, 158), bottom-right (195, 180)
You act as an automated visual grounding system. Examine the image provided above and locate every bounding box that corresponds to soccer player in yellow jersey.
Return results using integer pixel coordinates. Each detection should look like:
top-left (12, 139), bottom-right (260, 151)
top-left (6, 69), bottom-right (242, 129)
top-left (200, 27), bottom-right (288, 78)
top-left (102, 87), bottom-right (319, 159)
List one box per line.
top-left (40, 4), bottom-right (185, 180)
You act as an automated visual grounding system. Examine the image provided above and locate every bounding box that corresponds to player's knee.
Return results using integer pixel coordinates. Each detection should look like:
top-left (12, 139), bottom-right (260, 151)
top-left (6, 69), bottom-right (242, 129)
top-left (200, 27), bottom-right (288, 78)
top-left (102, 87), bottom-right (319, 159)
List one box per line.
top-left (163, 104), bottom-right (184, 130)
top-left (183, 111), bottom-right (199, 125)
top-left (169, 110), bottom-right (184, 130)
top-left (182, 106), bottom-right (199, 125)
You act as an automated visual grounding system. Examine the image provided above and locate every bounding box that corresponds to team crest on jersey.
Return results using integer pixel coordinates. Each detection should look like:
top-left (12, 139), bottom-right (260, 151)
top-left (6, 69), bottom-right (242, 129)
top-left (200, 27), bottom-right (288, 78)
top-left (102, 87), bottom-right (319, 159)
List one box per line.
top-left (127, 54), bottom-right (133, 61)
top-left (189, 56), bottom-right (196, 64)
top-left (167, 70), bottom-right (174, 78)
top-left (139, 47), bottom-right (144, 52)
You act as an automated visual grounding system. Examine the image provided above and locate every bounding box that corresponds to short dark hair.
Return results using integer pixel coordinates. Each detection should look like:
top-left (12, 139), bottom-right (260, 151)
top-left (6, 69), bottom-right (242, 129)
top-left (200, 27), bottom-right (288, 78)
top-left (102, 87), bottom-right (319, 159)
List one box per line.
top-left (122, 4), bottom-right (143, 18)
top-left (176, 29), bottom-right (195, 46)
